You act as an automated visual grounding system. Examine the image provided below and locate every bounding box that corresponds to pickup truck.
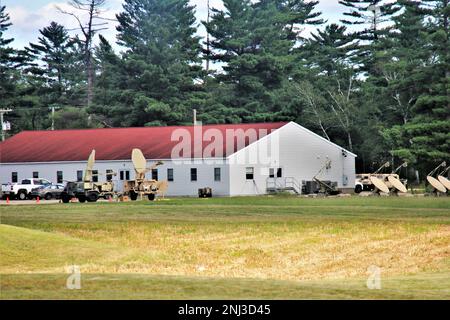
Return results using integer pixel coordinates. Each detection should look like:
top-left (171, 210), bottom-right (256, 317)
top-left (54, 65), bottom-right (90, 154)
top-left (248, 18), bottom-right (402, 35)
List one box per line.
top-left (1, 178), bottom-right (52, 200)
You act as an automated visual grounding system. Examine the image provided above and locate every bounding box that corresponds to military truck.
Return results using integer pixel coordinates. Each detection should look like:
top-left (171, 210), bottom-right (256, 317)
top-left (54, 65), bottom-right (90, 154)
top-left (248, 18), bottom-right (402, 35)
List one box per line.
top-left (61, 150), bottom-right (115, 203)
top-left (354, 162), bottom-right (408, 194)
top-left (123, 148), bottom-right (168, 201)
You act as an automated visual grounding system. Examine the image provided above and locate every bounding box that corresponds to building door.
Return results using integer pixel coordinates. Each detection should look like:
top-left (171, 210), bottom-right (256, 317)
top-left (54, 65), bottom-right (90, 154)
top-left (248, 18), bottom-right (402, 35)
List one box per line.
top-left (117, 170), bottom-right (130, 192)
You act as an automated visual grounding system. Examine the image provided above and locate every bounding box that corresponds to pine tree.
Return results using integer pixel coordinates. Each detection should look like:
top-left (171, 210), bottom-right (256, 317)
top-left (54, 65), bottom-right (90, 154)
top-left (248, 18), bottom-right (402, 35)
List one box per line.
top-left (58, 0), bottom-right (109, 108)
top-left (0, 5), bottom-right (16, 108)
top-left (90, 35), bottom-right (122, 127)
top-left (380, 1), bottom-right (426, 124)
top-left (114, 0), bottom-right (203, 126)
top-left (25, 22), bottom-right (75, 105)
top-left (379, 0), bottom-right (449, 171)
top-left (339, 0), bottom-right (397, 40)
top-left (262, 0), bottom-right (324, 40)
top-left (204, 0), bottom-right (322, 122)
top-left (339, 0), bottom-right (399, 75)
top-left (303, 24), bottom-right (354, 75)
top-left (404, 0), bottom-right (450, 166)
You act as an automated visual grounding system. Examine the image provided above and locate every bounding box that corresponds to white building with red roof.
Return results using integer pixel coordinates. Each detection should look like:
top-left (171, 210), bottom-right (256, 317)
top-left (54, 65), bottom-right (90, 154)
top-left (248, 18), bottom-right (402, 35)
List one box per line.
top-left (0, 122), bottom-right (356, 197)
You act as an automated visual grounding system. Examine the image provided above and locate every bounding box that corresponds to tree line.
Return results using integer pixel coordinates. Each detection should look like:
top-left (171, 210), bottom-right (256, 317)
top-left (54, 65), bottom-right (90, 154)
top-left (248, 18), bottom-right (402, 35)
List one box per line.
top-left (0, 0), bottom-right (448, 176)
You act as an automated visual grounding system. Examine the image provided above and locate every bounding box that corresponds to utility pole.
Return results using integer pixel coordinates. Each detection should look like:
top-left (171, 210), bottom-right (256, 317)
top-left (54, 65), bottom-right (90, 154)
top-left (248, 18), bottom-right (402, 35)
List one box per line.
top-left (49, 105), bottom-right (60, 131)
top-left (0, 108), bottom-right (13, 142)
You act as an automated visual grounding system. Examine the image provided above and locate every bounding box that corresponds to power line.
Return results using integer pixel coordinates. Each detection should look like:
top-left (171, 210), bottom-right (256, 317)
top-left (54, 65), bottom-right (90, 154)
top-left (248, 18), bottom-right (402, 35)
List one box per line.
top-left (7, 106), bottom-right (86, 110)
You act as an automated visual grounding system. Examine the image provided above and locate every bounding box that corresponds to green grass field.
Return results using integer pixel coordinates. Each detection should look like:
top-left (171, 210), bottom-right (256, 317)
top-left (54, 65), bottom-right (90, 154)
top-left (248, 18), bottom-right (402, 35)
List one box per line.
top-left (1, 196), bottom-right (449, 299)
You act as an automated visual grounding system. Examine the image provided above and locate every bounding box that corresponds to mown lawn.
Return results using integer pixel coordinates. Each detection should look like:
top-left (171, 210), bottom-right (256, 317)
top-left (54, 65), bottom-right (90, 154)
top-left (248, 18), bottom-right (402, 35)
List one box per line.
top-left (1, 196), bottom-right (449, 299)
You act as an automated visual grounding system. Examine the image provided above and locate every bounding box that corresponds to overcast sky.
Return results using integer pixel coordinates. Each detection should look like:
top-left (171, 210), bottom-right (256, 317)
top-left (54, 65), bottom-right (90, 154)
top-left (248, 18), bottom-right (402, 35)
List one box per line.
top-left (1, 0), bottom-right (346, 51)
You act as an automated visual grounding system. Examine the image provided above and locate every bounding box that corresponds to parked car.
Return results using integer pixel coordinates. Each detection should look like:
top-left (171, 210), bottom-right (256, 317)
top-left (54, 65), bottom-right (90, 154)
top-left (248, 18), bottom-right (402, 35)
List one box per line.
top-left (30, 184), bottom-right (65, 200)
top-left (1, 178), bottom-right (52, 200)
top-left (0, 184), bottom-right (5, 199)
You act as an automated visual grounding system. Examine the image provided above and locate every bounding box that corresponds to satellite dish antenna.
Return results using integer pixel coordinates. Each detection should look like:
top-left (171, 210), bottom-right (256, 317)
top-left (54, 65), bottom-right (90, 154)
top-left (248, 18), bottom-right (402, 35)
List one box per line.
top-left (131, 148), bottom-right (164, 180)
top-left (437, 166), bottom-right (450, 190)
top-left (127, 148), bottom-right (166, 201)
top-left (427, 176), bottom-right (447, 193)
top-left (132, 148), bottom-right (147, 180)
top-left (368, 161), bottom-right (390, 194)
top-left (312, 160), bottom-right (340, 195)
top-left (427, 162), bottom-right (447, 193)
top-left (388, 175), bottom-right (407, 193)
top-left (388, 161), bottom-right (408, 193)
top-left (83, 150), bottom-right (96, 182)
top-left (437, 176), bottom-right (450, 190)
top-left (369, 176), bottom-right (390, 194)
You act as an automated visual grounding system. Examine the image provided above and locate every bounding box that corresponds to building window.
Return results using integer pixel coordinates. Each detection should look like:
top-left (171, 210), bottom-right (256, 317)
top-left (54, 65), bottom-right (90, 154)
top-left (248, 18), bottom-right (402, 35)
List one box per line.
top-left (92, 170), bottom-right (98, 183)
top-left (12, 172), bottom-right (18, 183)
top-left (77, 170), bottom-right (83, 182)
top-left (57, 171), bottom-right (63, 184)
top-left (152, 169), bottom-right (158, 181)
top-left (269, 168), bottom-right (275, 178)
top-left (167, 168), bottom-right (174, 182)
top-left (190, 168), bottom-right (197, 181)
top-left (119, 170), bottom-right (130, 180)
top-left (269, 168), bottom-right (282, 178)
top-left (106, 169), bottom-right (113, 181)
top-left (277, 168), bottom-right (282, 178)
top-left (214, 168), bottom-right (221, 181)
top-left (246, 167), bottom-right (254, 180)
top-left (33, 171), bottom-right (39, 178)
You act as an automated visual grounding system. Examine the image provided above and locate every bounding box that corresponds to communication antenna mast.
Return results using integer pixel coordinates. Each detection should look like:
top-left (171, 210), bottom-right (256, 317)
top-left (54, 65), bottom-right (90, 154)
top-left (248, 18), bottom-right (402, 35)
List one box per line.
top-left (0, 108), bottom-right (13, 142)
top-left (393, 161), bottom-right (407, 174)
top-left (427, 162), bottom-right (447, 194)
top-left (205, 0), bottom-right (211, 73)
top-left (428, 161), bottom-right (446, 177)
top-left (373, 161), bottom-right (390, 174)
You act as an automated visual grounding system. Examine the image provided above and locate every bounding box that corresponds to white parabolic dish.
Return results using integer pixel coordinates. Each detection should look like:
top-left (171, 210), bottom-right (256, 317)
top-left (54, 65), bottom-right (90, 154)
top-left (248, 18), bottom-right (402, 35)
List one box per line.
top-left (132, 148), bottom-right (147, 174)
top-left (387, 175), bottom-right (407, 193)
top-left (437, 176), bottom-right (450, 190)
top-left (427, 176), bottom-right (447, 193)
top-left (369, 176), bottom-right (390, 193)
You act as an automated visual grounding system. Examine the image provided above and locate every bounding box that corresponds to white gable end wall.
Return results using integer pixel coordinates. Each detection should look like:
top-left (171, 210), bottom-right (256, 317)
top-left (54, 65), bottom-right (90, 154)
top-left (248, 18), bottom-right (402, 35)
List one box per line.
top-left (277, 122), bottom-right (355, 189)
top-left (227, 127), bottom-right (281, 196)
top-left (228, 122), bottom-right (356, 196)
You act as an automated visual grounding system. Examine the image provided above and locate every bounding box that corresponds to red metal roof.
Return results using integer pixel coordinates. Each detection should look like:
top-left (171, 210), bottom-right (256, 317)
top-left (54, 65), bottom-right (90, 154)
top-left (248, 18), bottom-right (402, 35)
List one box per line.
top-left (0, 122), bottom-right (287, 163)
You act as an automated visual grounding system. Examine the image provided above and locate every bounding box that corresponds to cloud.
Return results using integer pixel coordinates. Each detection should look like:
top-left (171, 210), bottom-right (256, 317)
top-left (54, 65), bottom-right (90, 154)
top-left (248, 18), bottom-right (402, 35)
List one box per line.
top-left (4, 0), bottom-right (347, 50)
top-left (5, 1), bottom-right (121, 48)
